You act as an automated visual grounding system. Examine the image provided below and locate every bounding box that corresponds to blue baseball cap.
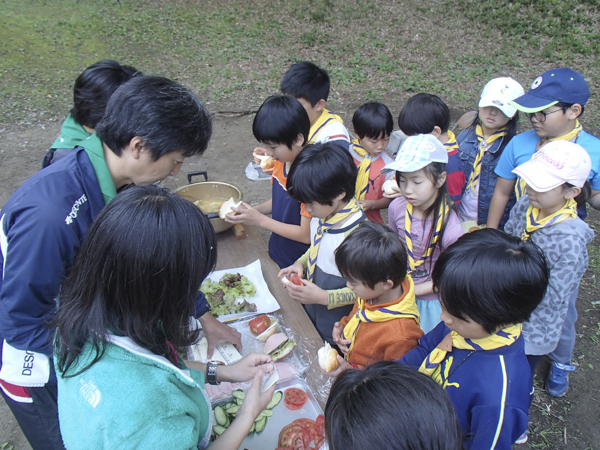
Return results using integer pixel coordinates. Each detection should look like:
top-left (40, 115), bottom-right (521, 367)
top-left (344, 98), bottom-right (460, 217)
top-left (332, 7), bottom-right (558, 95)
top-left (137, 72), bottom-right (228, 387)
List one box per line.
top-left (381, 134), bottom-right (448, 174)
top-left (509, 68), bottom-right (590, 113)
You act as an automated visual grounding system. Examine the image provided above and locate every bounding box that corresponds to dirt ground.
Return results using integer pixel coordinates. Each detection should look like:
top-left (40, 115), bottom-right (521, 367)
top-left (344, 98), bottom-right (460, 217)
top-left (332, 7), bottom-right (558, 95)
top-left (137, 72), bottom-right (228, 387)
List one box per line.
top-left (1, 109), bottom-right (599, 449)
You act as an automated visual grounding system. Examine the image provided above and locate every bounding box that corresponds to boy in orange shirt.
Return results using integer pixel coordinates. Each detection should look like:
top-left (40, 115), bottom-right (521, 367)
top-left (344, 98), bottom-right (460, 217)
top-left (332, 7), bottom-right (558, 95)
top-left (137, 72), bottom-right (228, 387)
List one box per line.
top-left (324, 221), bottom-right (423, 373)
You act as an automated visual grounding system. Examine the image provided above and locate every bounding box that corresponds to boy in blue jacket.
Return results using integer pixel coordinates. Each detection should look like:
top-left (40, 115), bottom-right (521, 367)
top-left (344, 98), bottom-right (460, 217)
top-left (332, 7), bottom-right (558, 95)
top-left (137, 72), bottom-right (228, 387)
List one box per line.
top-left (399, 228), bottom-right (549, 449)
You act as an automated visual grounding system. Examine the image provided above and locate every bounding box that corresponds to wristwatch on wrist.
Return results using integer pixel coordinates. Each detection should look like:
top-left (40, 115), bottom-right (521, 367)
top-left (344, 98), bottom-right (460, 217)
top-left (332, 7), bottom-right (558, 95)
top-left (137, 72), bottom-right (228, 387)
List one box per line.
top-left (206, 360), bottom-right (224, 385)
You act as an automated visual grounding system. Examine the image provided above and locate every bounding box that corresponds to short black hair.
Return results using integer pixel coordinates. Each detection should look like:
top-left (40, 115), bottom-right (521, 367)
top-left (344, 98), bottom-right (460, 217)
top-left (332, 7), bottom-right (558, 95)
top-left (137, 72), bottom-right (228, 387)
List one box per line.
top-left (335, 222), bottom-right (407, 289)
top-left (556, 101), bottom-right (585, 118)
top-left (287, 142), bottom-right (357, 205)
top-left (96, 76), bottom-right (212, 160)
top-left (398, 93), bottom-right (450, 135)
top-left (432, 228), bottom-right (549, 334)
top-left (352, 101), bottom-right (394, 140)
top-left (71, 60), bottom-right (142, 129)
top-left (252, 95), bottom-right (310, 148)
top-left (53, 185), bottom-right (217, 377)
top-left (280, 61), bottom-right (330, 106)
top-left (326, 361), bottom-right (463, 450)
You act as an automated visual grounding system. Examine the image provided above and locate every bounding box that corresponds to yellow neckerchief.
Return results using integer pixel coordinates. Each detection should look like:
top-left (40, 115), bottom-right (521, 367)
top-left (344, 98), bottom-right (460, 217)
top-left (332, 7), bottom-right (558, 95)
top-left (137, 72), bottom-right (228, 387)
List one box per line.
top-left (521, 198), bottom-right (577, 241)
top-left (404, 200), bottom-right (449, 272)
top-left (443, 130), bottom-right (459, 154)
top-left (308, 109), bottom-right (344, 144)
top-left (342, 277), bottom-right (420, 360)
top-left (419, 324), bottom-right (522, 386)
top-left (466, 125), bottom-right (507, 194)
top-left (307, 198), bottom-right (362, 282)
top-left (352, 139), bottom-right (372, 200)
top-left (515, 120), bottom-right (583, 200)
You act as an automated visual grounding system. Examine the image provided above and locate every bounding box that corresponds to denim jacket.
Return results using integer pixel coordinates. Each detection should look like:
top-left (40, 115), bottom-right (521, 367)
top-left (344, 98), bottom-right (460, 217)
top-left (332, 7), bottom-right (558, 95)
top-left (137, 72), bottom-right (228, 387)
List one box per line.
top-left (456, 127), bottom-right (516, 229)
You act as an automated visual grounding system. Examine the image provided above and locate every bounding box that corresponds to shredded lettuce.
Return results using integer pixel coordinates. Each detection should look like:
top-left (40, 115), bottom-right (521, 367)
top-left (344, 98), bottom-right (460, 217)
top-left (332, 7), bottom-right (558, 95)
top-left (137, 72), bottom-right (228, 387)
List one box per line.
top-left (201, 273), bottom-right (257, 317)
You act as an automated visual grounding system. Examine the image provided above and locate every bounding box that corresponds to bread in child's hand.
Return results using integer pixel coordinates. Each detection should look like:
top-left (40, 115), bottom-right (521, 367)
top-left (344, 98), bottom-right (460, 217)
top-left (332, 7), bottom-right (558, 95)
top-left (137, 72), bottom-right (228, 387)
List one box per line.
top-left (382, 179), bottom-right (399, 195)
top-left (261, 157), bottom-right (275, 170)
top-left (318, 341), bottom-right (339, 372)
top-left (219, 197), bottom-right (242, 219)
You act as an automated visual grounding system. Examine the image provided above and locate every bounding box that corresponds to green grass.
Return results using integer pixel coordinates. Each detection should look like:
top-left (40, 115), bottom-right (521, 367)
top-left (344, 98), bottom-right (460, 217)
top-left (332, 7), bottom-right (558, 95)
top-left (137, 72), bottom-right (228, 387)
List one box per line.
top-left (1, 0), bottom-right (600, 128)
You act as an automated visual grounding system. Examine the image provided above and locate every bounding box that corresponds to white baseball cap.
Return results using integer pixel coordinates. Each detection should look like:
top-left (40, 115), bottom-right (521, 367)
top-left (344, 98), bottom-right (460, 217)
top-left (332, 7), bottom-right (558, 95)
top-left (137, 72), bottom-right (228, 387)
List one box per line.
top-left (381, 134), bottom-right (448, 174)
top-left (512, 140), bottom-right (591, 192)
top-left (479, 77), bottom-right (525, 118)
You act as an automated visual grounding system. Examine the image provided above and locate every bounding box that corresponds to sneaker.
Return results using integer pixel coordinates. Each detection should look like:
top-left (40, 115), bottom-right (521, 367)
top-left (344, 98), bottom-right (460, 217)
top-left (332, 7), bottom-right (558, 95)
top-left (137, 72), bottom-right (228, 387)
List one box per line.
top-left (546, 362), bottom-right (576, 397)
top-left (515, 431), bottom-right (528, 444)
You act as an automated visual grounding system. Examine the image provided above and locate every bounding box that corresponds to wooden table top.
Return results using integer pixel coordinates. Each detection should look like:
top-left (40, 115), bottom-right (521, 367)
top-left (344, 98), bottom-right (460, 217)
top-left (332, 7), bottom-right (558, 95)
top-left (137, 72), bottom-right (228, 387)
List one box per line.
top-left (216, 225), bottom-right (330, 408)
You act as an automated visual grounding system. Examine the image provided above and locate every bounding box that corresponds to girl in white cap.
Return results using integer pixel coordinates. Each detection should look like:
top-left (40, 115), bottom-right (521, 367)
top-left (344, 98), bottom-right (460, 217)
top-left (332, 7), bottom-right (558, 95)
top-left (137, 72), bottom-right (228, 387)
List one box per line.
top-left (504, 141), bottom-right (594, 441)
top-left (456, 77), bottom-right (525, 230)
top-left (382, 134), bottom-right (464, 333)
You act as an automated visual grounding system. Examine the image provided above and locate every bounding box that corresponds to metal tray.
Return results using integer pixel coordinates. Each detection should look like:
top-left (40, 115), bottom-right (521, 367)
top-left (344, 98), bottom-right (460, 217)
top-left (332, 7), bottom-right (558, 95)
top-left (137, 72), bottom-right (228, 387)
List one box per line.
top-left (212, 377), bottom-right (323, 449)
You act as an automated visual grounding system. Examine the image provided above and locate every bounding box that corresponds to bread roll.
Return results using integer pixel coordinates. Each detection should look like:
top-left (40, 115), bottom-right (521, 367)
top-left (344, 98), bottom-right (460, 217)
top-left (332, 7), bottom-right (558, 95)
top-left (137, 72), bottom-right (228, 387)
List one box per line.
top-left (318, 341), bottom-right (339, 372)
top-left (382, 179), bottom-right (399, 195)
top-left (261, 157), bottom-right (275, 170)
top-left (218, 197), bottom-right (242, 219)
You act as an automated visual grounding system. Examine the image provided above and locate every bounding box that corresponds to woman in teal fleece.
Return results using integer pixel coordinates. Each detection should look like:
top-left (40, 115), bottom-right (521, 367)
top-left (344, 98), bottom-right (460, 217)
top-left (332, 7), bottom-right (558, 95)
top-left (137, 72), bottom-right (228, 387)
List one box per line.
top-left (52, 186), bottom-right (275, 449)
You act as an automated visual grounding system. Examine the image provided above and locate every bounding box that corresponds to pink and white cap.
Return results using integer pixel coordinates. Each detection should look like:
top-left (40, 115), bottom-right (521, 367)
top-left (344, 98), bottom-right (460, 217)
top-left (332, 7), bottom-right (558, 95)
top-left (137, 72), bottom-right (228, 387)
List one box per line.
top-left (512, 140), bottom-right (591, 192)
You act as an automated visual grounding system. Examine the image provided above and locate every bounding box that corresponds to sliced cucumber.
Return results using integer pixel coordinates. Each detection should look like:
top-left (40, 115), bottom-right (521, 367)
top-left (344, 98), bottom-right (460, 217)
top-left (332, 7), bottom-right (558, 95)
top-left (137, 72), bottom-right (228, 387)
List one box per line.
top-left (261, 409), bottom-right (273, 418)
top-left (235, 397), bottom-right (243, 406)
top-left (214, 405), bottom-right (228, 427)
top-left (213, 425), bottom-right (226, 436)
top-left (266, 390), bottom-right (283, 409)
top-left (224, 415), bottom-right (231, 427)
top-left (232, 390), bottom-right (246, 400)
top-left (225, 405), bottom-right (240, 415)
top-left (254, 416), bottom-right (267, 433)
top-left (248, 422), bottom-right (255, 435)
top-left (223, 402), bottom-right (233, 410)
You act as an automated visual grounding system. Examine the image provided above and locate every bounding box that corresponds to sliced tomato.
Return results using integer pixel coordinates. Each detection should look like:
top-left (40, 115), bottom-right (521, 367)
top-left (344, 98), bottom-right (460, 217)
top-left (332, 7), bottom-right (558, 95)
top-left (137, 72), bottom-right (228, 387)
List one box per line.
top-left (289, 272), bottom-right (303, 285)
top-left (279, 424), bottom-right (303, 448)
top-left (315, 414), bottom-right (325, 438)
top-left (248, 315), bottom-right (271, 335)
top-left (284, 387), bottom-right (308, 410)
top-left (292, 436), bottom-right (305, 450)
top-left (314, 435), bottom-right (325, 450)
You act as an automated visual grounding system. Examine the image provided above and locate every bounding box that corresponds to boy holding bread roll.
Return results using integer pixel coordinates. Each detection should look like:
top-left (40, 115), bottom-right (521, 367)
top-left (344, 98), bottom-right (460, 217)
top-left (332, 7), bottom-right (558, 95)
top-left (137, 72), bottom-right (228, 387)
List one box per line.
top-left (225, 95), bottom-right (312, 268)
top-left (321, 221), bottom-right (423, 375)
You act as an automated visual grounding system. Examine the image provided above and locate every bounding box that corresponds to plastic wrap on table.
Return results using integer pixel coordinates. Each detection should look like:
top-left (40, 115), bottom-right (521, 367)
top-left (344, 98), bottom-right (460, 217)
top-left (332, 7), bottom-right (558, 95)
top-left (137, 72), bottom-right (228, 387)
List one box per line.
top-left (188, 312), bottom-right (332, 406)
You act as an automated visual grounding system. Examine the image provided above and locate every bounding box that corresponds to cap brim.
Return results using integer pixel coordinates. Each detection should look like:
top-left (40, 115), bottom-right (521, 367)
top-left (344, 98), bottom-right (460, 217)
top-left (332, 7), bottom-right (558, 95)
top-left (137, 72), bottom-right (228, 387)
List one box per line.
top-left (479, 96), bottom-right (517, 118)
top-left (509, 94), bottom-right (558, 113)
top-left (512, 163), bottom-right (565, 193)
top-left (381, 160), bottom-right (428, 174)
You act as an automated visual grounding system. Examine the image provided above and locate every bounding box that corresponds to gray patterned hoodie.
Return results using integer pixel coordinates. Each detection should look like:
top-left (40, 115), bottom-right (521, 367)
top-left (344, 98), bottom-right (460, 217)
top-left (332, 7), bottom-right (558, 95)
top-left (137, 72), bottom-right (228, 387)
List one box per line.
top-left (505, 195), bottom-right (594, 356)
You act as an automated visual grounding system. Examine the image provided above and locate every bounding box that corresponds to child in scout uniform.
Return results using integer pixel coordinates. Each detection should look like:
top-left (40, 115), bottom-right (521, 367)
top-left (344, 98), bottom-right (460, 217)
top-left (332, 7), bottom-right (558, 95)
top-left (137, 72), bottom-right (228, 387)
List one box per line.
top-left (383, 134), bottom-right (464, 333)
top-left (349, 102), bottom-right (395, 224)
top-left (488, 67), bottom-right (600, 227)
top-left (279, 142), bottom-right (366, 344)
top-left (384, 93), bottom-right (466, 204)
top-left (455, 77), bottom-right (524, 229)
top-left (226, 95), bottom-right (312, 268)
top-left (43, 60), bottom-right (141, 168)
top-left (399, 228), bottom-right (549, 449)
top-left (321, 221), bottom-right (422, 374)
top-left (505, 141), bottom-right (594, 401)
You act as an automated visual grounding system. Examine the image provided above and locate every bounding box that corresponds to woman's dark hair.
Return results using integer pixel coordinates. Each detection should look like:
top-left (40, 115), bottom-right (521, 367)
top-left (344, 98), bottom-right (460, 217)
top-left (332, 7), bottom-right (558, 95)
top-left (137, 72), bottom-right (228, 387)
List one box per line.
top-left (325, 361), bottom-right (463, 450)
top-left (335, 222), bottom-right (407, 289)
top-left (398, 93), bottom-right (450, 135)
top-left (467, 111), bottom-right (519, 154)
top-left (71, 59), bottom-right (142, 129)
top-left (565, 181), bottom-right (591, 207)
top-left (432, 228), bottom-right (549, 334)
top-left (352, 101), bottom-right (394, 140)
top-left (288, 142), bottom-right (357, 205)
top-left (53, 185), bottom-right (217, 377)
top-left (280, 61), bottom-right (330, 106)
top-left (96, 76), bottom-right (212, 160)
top-left (252, 95), bottom-right (310, 148)
top-left (396, 162), bottom-right (452, 272)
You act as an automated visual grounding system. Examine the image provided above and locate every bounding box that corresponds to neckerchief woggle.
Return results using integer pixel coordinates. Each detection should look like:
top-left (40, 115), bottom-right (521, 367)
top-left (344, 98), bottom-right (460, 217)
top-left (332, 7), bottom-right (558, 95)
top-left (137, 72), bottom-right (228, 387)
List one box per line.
top-left (443, 130), bottom-right (459, 154)
top-left (515, 120), bottom-right (583, 200)
top-left (418, 324), bottom-right (522, 386)
top-left (466, 125), bottom-right (506, 194)
top-left (306, 198), bottom-right (362, 282)
top-left (342, 276), bottom-right (420, 360)
top-left (404, 200), bottom-right (449, 272)
top-left (352, 139), bottom-right (372, 201)
top-left (308, 109), bottom-right (344, 144)
top-left (521, 198), bottom-right (577, 241)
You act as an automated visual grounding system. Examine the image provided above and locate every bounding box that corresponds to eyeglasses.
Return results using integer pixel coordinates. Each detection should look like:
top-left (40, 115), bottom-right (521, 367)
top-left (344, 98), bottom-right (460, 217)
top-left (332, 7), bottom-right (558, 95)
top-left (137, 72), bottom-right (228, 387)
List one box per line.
top-left (525, 109), bottom-right (564, 123)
